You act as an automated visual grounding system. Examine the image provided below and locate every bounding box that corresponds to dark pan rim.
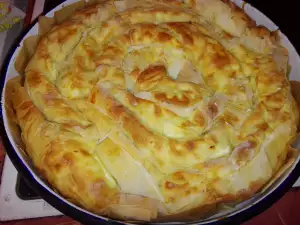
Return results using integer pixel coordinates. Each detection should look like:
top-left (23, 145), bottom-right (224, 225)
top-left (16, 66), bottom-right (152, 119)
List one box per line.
top-left (1, 1), bottom-right (300, 225)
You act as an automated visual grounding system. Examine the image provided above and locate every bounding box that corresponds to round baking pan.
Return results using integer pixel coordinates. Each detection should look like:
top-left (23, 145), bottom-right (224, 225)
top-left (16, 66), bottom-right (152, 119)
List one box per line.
top-left (1, 0), bottom-right (300, 224)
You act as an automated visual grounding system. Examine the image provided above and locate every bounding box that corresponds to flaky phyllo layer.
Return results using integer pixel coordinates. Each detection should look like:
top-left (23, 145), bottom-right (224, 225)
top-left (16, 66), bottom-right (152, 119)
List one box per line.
top-left (6, 0), bottom-right (299, 221)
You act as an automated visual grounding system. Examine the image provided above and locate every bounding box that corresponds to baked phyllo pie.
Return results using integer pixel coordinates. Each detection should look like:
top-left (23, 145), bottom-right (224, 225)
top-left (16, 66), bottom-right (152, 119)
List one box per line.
top-left (5, 0), bottom-right (299, 221)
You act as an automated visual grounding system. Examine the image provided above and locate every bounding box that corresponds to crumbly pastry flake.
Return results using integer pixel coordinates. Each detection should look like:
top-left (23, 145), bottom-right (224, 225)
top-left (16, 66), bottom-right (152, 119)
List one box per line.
top-left (5, 0), bottom-right (299, 221)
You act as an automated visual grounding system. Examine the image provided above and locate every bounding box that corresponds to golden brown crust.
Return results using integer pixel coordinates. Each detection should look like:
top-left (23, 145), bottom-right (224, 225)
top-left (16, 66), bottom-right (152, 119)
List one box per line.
top-left (5, 0), bottom-right (298, 222)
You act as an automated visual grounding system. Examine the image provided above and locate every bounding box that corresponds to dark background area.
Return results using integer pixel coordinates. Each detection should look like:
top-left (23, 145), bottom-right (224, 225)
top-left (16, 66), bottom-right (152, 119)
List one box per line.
top-left (247, 0), bottom-right (300, 51)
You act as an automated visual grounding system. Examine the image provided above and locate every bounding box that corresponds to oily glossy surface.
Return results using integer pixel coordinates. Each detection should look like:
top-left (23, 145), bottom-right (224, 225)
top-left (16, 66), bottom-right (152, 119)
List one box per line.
top-left (5, 0), bottom-right (299, 221)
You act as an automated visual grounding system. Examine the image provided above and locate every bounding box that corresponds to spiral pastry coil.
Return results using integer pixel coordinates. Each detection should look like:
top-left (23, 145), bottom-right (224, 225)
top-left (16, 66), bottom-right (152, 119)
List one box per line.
top-left (6, 0), bottom-right (299, 221)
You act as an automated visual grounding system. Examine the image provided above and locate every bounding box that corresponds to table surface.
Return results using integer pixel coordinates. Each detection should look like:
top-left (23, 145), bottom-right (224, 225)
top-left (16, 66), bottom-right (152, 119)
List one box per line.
top-left (1, 0), bottom-right (300, 224)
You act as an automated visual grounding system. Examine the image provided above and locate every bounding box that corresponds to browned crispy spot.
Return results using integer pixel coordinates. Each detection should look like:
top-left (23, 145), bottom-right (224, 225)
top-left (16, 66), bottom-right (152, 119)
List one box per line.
top-left (165, 181), bottom-right (178, 190)
top-left (212, 53), bottom-right (230, 69)
top-left (223, 31), bottom-right (233, 39)
top-left (128, 94), bottom-right (139, 106)
top-left (250, 25), bottom-right (276, 42)
top-left (167, 22), bottom-right (194, 45)
top-left (263, 91), bottom-right (285, 109)
top-left (154, 92), bottom-right (190, 106)
top-left (154, 105), bottom-right (162, 117)
top-left (256, 70), bottom-right (285, 87)
top-left (18, 101), bottom-right (33, 111)
top-left (141, 23), bottom-right (157, 30)
top-left (75, 56), bottom-right (87, 70)
top-left (150, 8), bottom-right (168, 14)
top-left (164, 181), bottom-right (189, 191)
top-left (78, 149), bottom-right (90, 157)
top-left (18, 105), bottom-right (36, 122)
top-left (208, 102), bottom-right (218, 118)
top-left (82, 44), bottom-right (95, 58)
top-left (102, 22), bottom-right (109, 28)
top-left (158, 32), bottom-right (173, 42)
top-left (223, 111), bottom-right (239, 126)
top-left (181, 120), bottom-right (194, 128)
top-left (137, 65), bottom-right (165, 89)
top-left (58, 28), bottom-right (77, 43)
top-left (181, 32), bottom-right (194, 45)
top-left (103, 45), bottom-right (123, 55)
top-left (193, 111), bottom-right (205, 126)
top-left (256, 122), bottom-right (269, 131)
top-left (243, 179), bottom-right (265, 197)
top-left (218, 179), bottom-right (263, 204)
top-left (90, 91), bottom-right (97, 104)
top-left (169, 140), bottom-right (184, 156)
top-left (290, 80), bottom-right (300, 132)
top-left (204, 133), bottom-right (217, 146)
top-left (184, 141), bottom-right (195, 152)
top-left (234, 141), bottom-right (256, 166)
top-left (54, 163), bottom-right (63, 173)
top-left (130, 68), bottom-right (140, 81)
top-left (37, 41), bottom-right (50, 59)
top-left (110, 105), bottom-right (125, 119)
top-left (62, 152), bottom-right (75, 165)
top-left (27, 71), bottom-right (43, 87)
top-left (122, 114), bottom-right (163, 150)
top-left (173, 172), bottom-right (185, 181)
